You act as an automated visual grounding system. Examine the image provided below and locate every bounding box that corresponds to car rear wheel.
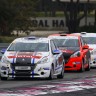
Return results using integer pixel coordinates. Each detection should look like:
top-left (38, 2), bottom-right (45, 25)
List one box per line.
top-left (57, 65), bottom-right (64, 79)
top-left (1, 77), bottom-right (7, 81)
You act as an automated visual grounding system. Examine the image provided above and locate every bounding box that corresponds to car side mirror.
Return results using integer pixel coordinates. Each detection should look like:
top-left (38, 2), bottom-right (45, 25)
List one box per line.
top-left (1, 48), bottom-right (6, 54)
top-left (82, 45), bottom-right (89, 49)
top-left (53, 49), bottom-right (60, 55)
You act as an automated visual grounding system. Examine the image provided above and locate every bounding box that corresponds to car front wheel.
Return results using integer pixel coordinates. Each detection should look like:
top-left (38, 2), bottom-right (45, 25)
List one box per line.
top-left (86, 58), bottom-right (91, 71)
top-left (57, 66), bottom-right (64, 79)
top-left (48, 66), bottom-right (54, 80)
top-left (79, 60), bottom-right (85, 72)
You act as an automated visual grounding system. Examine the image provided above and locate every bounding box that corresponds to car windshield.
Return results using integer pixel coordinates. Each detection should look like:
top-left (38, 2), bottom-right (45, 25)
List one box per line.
top-left (53, 39), bottom-right (79, 47)
top-left (7, 42), bottom-right (49, 52)
top-left (82, 37), bottom-right (96, 44)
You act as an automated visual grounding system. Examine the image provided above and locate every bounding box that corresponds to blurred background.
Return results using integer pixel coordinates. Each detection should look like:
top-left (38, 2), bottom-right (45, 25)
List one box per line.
top-left (0, 0), bottom-right (96, 42)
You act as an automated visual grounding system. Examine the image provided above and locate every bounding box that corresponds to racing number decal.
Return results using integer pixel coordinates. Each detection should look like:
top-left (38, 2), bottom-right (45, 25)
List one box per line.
top-left (58, 56), bottom-right (63, 65)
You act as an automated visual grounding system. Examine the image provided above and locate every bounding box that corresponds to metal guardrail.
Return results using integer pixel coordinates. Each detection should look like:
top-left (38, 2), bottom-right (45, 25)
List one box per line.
top-left (0, 43), bottom-right (10, 50)
top-left (0, 43), bottom-right (10, 60)
top-left (0, 43), bottom-right (10, 47)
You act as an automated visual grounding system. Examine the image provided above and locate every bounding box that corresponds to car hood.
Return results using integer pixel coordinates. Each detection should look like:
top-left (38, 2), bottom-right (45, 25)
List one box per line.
top-left (3, 51), bottom-right (50, 64)
top-left (59, 47), bottom-right (80, 54)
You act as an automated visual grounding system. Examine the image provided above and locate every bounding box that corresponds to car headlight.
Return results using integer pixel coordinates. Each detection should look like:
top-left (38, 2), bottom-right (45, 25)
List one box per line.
top-left (37, 56), bottom-right (49, 64)
top-left (1, 56), bottom-right (10, 64)
top-left (71, 51), bottom-right (80, 58)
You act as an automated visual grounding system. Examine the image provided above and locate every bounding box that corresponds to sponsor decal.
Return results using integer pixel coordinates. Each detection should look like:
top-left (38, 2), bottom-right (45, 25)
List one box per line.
top-left (8, 52), bottom-right (42, 59)
top-left (62, 50), bottom-right (73, 53)
top-left (43, 68), bottom-right (50, 70)
top-left (55, 66), bottom-right (62, 70)
top-left (7, 55), bottom-right (41, 59)
top-left (59, 48), bottom-right (73, 53)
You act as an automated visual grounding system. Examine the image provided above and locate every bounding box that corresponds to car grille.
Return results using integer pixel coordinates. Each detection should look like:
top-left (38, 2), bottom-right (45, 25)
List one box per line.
top-left (15, 71), bottom-right (31, 76)
top-left (11, 63), bottom-right (36, 71)
top-left (10, 63), bottom-right (37, 77)
top-left (65, 66), bottom-right (72, 68)
top-left (8, 71), bottom-right (39, 77)
top-left (14, 71), bottom-right (38, 77)
top-left (63, 53), bottom-right (71, 64)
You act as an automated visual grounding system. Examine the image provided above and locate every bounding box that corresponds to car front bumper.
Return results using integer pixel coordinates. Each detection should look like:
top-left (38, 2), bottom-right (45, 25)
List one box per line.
top-left (0, 62), bottom-right (51, 78)
top-left (90, 55), bottom-right (96, 67)
top-left (64, 57), bottom-right (82, 71)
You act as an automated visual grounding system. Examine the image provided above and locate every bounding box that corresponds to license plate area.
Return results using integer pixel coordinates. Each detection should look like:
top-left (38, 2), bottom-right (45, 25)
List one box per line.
top-left (15, 66), bottom-right (31, 70)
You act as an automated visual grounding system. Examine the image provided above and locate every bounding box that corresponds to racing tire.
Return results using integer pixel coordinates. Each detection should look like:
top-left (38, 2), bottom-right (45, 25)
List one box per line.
top-left (48, 66), bottom-right (54, 80)
top-left (86, 58), bottom-right (91, 71)
top-left (57, 66), bottom-right (64, 79)
top-left (79, 60), bottom-right (85, 72)
top-left (1, 77), bottom-right (7, 81)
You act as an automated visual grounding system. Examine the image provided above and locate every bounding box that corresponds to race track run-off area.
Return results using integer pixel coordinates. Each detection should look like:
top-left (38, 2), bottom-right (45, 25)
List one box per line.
top-left (0, 76), bottom-right (96, 96)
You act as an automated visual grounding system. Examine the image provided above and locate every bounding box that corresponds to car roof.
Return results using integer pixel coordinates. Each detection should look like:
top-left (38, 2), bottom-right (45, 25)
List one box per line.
top-left (48, 34), bottom-right (79, 39)
top-left (12, 36), bottom-right (51, 43)
top-left (73, 32), bottom-right (96, 37)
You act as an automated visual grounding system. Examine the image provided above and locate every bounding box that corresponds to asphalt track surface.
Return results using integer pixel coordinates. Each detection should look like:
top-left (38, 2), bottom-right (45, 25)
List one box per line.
top-left (0, 43), bottom-right (96, 96)
top-left (0, 68), bottom-right (96, 96)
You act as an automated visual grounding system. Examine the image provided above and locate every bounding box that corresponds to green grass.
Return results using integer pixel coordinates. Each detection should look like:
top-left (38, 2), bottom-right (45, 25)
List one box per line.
top-left (36, 11), bottom-right (65, 17)
top-left (35, 11), bottom-right (95, 17)
top-left (0, 36), bottom-right (18, 43)
top-left (0, 31), bottom-right (59, 43)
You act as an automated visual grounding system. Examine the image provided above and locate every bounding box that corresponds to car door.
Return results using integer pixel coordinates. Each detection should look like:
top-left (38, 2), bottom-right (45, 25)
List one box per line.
top-left (50, 40), bottom-right (63, 74)
top-left (80, 37), bottom-right (90, 65)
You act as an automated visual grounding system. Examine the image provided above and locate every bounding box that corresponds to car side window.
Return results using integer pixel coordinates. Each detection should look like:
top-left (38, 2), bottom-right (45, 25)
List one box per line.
top-left (80, 37), bottom-right (85, 46)
top-left (50, 40), bottom-right (57, 53)
top-left (81, 37), bottom-right (87, 45)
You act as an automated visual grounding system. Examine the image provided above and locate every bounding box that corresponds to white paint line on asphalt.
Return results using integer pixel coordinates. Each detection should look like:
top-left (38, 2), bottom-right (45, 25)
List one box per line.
top-left (0, 76), bottom-right (96, 96)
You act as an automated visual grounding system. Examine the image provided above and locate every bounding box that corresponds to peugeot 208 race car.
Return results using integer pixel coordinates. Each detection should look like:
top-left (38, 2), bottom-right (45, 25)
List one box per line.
top-left (48, 34), bottom-right (91, 72)
top-left (0, 37), bottom-right (64, 80)
top-left (73, 32), bottom-right (96, 67)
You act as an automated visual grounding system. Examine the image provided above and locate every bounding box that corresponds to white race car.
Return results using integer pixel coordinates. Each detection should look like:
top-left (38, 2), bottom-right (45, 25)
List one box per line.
top-left (73, 32), bottom-right (96, 67)
top-left (0, 37), bottom-right (65, 80)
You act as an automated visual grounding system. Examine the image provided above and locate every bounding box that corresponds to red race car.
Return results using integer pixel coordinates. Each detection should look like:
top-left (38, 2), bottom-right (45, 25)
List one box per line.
top-left (48, 34), bottom-right (91, 72)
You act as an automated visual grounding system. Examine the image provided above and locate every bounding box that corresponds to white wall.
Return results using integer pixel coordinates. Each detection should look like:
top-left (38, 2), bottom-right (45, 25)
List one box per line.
top-left (30, 17), bottom-right (95, 30)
